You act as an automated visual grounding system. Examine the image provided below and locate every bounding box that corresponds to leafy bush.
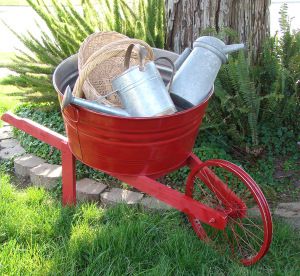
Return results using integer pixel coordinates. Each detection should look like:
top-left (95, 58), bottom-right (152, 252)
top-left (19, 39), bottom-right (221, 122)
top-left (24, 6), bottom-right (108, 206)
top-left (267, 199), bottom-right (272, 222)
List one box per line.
top-left (165, 142), bottom-right (238, 190)
top-left (203, 3), bottom-right (300, 155)
top-left (13, 103), bottom-right (64, 164)
top-left (1, 0), bottom-right (165, 96)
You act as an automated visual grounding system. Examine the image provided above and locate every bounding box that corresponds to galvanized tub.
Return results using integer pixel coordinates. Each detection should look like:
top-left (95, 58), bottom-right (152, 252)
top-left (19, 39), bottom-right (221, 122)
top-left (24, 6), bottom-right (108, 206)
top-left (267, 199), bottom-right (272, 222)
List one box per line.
top-left (53, 48), bottom-right (213, 176)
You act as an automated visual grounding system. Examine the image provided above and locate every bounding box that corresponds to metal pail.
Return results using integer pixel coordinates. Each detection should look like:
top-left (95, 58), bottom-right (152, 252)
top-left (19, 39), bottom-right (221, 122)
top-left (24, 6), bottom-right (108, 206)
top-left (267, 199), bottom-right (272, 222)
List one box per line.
top-left (112, 44), bottom-right (177, 117)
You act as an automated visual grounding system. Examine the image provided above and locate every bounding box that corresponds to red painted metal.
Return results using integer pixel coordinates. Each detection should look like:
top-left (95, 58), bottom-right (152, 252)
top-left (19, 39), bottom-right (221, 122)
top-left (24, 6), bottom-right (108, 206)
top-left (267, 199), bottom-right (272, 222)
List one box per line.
top-left (185, 159), bottom-right (273, 266)
top-left (186, 154), bottom-right (246, 213)
top-left (1, 111), bottom-right (227, 228)
top-left (191, 166), bottom-right (246, 216)
top-left (61, 141), bottom-right (77, 205)
top-left (0, 44), bottom-right (273, 265)
top-left (116, 174), bottom-right (227, 230)
top-left (2, 112), bottom-right (68, 150)
top-left (1, 112), bottom-right (77, 206)
top-left (59, 90), bottom-right (212, 176)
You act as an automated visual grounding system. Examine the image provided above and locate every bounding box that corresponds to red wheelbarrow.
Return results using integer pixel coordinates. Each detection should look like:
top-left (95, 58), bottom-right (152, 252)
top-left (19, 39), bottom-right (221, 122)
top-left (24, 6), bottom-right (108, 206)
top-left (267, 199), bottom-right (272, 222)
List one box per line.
top-left (1, 48), bottom-right (272, 266)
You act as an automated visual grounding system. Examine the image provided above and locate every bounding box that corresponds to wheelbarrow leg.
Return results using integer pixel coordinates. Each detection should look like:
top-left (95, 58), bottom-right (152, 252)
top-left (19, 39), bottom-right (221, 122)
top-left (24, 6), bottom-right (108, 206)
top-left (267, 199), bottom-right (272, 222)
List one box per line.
top-left (61, 141), bottom-right (76, 206)
top-left (1, 112), bottom-right (77, 206)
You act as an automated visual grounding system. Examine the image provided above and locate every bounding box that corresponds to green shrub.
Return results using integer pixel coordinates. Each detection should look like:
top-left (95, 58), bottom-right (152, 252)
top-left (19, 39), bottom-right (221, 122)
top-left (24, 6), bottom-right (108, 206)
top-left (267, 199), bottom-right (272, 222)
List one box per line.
top-left (165, 142), bottom-right (237, 190)
top-left (203, 3), bottom-right (300, 155)
top-left (1, 0), bottom-right (165, 97)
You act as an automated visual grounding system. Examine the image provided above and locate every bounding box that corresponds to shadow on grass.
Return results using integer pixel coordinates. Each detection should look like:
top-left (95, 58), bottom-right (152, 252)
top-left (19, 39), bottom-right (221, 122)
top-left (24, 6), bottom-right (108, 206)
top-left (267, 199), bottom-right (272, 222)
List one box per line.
top-left (7, 91), bottom-right (57, 104)
top-left (1, 164), bottom-right (300, 275)
top-left (0, 75), bottom-right (58, 106)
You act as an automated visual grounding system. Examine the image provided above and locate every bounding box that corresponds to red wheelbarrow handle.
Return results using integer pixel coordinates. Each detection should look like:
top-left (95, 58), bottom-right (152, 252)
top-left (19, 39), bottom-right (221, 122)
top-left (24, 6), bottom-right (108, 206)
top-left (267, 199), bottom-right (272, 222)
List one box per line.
top-left (1, 112), bottom-right (76, 206)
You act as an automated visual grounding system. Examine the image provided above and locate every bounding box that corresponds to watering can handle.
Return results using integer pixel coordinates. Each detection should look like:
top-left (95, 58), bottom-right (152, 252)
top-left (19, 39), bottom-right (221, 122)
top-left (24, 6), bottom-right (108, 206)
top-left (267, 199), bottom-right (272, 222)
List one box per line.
top-left (155, 57), bottom-right (176, 93)
top-left (124, 44), bottom-right (147, 71)
top-left (123, 44), bottom-right (176, 92)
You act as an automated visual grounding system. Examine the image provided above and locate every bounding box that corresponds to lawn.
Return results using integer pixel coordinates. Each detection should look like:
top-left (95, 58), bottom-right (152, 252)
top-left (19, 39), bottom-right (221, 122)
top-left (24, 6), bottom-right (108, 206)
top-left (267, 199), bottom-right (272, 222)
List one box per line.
top-left (0, 52), bottom-right (25, 120)
top-left (0, 84), bottom-right (25, 115)
top-left (0, 52), bottom-right (56, 127)
top-left (0, 81), bottom-right (53, 127)
top-left (0, 170), bottom-right (300, 275)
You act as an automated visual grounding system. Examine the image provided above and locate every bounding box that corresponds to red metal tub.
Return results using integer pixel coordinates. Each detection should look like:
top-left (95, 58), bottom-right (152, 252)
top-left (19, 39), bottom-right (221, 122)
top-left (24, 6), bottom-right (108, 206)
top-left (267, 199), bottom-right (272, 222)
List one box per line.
top-left (53, 49), bottom-right (212, 176)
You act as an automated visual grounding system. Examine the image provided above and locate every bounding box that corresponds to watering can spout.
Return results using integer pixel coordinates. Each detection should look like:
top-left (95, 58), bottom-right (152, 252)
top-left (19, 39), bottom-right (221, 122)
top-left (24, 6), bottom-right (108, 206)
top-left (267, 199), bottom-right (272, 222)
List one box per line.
top-left (61, 86), bottom-right (130, 117)
top-left (222, 43), bottom-right (245, 54)
top-left (61, 86), bottom-right (73, 110)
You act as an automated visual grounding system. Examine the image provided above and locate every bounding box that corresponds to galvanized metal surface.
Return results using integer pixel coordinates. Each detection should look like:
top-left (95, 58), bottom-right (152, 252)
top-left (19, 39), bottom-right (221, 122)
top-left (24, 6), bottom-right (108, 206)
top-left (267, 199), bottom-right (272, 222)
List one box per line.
top-left (61, 86), bottom-right (130, 117)
top-left (173, 47), bottom-right (191, 70)
top-left (170, 36), bottom-right (244, 107)
top-left (112, 46), bottom-right (176, 117)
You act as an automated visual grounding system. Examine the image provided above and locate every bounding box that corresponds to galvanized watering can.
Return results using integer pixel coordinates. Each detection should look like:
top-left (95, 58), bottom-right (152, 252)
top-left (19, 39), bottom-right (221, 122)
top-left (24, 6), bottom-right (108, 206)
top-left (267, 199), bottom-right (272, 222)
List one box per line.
top-left (170, 36), bottom-right (245, 108)
top-left (112, 44), bottom-right (177, 117)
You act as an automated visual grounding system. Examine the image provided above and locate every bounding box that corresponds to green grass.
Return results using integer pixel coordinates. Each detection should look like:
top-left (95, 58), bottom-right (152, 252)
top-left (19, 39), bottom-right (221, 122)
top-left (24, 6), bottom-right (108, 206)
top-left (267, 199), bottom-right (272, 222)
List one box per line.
top-left (0, 52), bottom-right (16, 63)
top-left (0, 170), bottom-right (300, 275)
top-left (0, 82), bottom-right (55, 127)
top-left (0, 84), bottom-right (25, 115)
top-left (0, 52), bottom-right (57, 127)
top-left (0, 52), bottom-right (27, 123)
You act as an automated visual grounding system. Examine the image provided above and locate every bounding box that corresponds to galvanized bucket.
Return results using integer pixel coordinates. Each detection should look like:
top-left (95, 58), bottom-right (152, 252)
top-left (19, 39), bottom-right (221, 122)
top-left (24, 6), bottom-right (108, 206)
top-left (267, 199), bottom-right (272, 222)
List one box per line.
top-left (112, 44), bottom-right (177, 117)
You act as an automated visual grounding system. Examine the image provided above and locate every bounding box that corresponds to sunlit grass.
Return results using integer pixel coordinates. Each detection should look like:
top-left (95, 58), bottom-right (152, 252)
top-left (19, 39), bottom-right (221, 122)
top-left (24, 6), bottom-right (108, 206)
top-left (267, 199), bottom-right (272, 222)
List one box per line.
top-left (0, 82), bottom-right (52, 127)
top-left (0, 169), bottom-right (300, 275)
top-left (0, 52), bottom-right (56, 127)
top-left (0, 52), bottom-right (24, 123)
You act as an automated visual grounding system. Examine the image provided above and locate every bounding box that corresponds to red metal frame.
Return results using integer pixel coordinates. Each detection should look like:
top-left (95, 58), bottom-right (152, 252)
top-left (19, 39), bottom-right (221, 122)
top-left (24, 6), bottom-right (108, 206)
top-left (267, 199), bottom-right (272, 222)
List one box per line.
top-left (185, 159), bottom-right (273, 266)
top-left (1, 112), bottom-right (229, 230)
top-left (189, 162), bottom-right (247, 217)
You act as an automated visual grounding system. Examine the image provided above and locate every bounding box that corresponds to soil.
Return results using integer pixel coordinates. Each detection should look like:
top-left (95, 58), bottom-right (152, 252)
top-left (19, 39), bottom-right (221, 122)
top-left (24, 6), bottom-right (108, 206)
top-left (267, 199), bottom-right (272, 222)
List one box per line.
top-left (272, 157), bottom-right (300, 203)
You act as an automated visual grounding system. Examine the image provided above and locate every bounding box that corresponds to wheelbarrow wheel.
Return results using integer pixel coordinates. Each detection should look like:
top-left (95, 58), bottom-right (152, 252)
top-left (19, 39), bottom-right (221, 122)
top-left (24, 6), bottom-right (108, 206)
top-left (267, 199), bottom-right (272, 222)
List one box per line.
top-left (185, 159), bottom-right (272, 266)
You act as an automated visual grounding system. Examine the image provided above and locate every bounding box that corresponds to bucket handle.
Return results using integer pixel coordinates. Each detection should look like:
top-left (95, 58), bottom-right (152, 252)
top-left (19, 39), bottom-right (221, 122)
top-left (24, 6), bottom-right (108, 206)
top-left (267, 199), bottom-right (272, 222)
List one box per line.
top-left (73, 38), bottom-right (154, 98)
top-left (155, 57), bottom-right (176, 93)
top-left (124, 44), bottom-right (176, 93)
top-left (124, 43), bottom-right (147, 71)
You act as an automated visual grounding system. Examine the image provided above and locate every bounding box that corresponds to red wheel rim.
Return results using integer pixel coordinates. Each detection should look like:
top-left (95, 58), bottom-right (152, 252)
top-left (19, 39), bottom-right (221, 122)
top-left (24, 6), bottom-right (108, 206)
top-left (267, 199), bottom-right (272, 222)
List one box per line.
top-left (186, 159), bottom-right (272, 266)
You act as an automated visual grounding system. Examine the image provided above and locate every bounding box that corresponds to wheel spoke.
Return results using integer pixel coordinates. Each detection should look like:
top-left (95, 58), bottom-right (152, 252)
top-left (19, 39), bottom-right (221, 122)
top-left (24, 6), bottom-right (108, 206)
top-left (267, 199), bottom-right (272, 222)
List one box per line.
top-left (229, 223), bottom-right (244, 258)
top-left (228, 221), bottom-right (258, 256)
top-left (186, 160), bottom-right (272, 265)
top-left (234, 218), bottom-right (264, 245)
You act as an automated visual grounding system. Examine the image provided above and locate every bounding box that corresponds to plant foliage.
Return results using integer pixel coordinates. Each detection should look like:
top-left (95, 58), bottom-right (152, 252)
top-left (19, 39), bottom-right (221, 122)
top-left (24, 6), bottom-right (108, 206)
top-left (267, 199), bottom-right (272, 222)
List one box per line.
top-left (0, 0), bottom-right (165, 96)
top-left (1, 1), bottom-right (299, 171)
top-left (203, 4), bottom-right (300, 155)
